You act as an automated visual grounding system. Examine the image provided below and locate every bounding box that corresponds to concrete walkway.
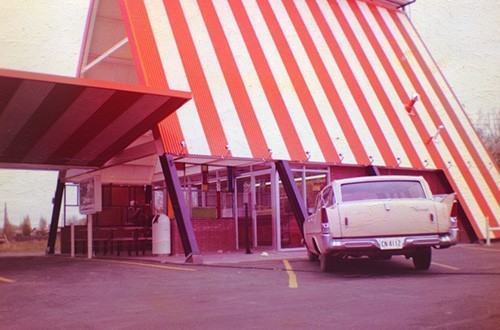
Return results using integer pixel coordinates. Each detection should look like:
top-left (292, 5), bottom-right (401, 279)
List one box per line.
top-left (125, 247), bottom-right (307, 266)
top-left (0, 247), bottom-right (308, 265)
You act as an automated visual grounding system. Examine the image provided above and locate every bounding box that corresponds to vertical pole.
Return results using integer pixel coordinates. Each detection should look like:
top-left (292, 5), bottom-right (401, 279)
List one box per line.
top-left (245, 203), bottom-right (251, 254)
top-left (486, 217), bottom-right (490, 246)
top-left (270, 162), bottom-right (278, 250)
top-left (87, 214), bottom-right (93, 259)
top-left (46, 171), bottom-right (65, 254)
top-left (70, 223), bottom-right (75, 258)
top-left (250, 176), bottom-right (257, 248)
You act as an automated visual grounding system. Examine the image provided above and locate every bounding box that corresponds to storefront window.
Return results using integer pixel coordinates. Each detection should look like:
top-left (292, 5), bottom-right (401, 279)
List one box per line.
top-left (91, 185), bottom-right (152, 226)
top-left (176, 167), bottom-right (234, 219)
top-left (279, 171), bottom-right (303, 249)
top-left (64, 183), bottom-right (86, 226)
top-left (153, 187), bottom-right (165, 214)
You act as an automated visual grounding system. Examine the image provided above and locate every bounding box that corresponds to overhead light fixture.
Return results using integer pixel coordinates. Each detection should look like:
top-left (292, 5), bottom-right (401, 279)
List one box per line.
top-left (426, 125), bottom-right (444, 144)
top-left (304, 151), bottom-right (311, 162)
top-left (405, 93), bottom-right (419, 116)
top-left (179, 140), bottom-right (186, 155)
top-left (265, 148), bottom-right (273, 161)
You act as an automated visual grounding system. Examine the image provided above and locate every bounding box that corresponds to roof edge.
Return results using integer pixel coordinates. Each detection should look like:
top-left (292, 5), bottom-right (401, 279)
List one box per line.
top-left (0, 68), bottom-right (192, 100)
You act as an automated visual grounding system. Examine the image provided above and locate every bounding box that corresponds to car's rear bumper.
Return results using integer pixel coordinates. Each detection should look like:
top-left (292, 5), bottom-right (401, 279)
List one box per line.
top-left (317, 228), bottom-right (458, 255)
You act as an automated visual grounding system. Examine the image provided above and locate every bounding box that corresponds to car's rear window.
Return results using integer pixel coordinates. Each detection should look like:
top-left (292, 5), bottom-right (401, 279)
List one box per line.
top-left (341, 180), bottom-right (426, 202)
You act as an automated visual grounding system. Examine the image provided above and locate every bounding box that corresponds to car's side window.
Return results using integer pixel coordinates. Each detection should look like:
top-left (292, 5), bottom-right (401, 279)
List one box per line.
top-left (314, 193), bottom-right (322, 213)
top-left (340, 180), bottom-right (426, 202)
top-left (329, 190), bottom-right (336, 206)
top-left (321, 186), bottom-right (335, 208)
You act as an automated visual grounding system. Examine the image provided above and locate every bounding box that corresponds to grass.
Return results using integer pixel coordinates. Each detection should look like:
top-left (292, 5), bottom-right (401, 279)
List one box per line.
top-left (0, 239), bottom-right (60, 253)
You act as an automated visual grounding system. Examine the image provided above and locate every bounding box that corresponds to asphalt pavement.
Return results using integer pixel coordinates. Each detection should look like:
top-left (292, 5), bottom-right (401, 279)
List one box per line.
top-left (1, 243), bottom-right (499, 329)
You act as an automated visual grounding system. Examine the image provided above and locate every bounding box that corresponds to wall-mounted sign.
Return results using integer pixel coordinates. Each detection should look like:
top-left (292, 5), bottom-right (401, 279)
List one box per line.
top-left (79, 175), bottom-right (102, 215)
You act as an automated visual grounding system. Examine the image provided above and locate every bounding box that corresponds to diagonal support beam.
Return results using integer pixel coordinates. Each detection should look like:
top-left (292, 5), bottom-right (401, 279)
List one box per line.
top-left (275, 160), bottom-right (307, 239)
top-left (46, 171), bottom-right (65, 254)
top-left (81, 37), bottom-right (129, 74)
top-left (159, 153), bottom-right (202, 264)
top-left (367, 165), bottom-right (380, 176)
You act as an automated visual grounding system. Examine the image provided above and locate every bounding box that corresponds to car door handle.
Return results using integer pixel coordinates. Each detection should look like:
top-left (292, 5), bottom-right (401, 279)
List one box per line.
top-left (345, 217), bottom-right (348, 226)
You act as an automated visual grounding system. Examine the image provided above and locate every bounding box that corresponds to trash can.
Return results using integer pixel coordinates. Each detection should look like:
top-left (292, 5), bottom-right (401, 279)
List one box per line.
top-left (152, 213), bottom-right (171, 255)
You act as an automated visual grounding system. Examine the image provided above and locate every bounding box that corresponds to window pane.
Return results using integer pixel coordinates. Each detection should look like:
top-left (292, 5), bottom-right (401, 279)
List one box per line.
top-left (341, 180), bottom-right (425, 202)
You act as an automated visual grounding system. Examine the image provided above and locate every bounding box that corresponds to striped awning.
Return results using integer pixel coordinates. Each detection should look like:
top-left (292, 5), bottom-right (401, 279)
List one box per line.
top-left (0, 68), bottom-right (190, 168)
top-left (119, 0), bottom-right (498, 239)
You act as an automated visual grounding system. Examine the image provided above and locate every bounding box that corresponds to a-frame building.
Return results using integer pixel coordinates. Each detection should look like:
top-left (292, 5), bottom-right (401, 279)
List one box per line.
top-left (73, 0), bottom-right (498, 256)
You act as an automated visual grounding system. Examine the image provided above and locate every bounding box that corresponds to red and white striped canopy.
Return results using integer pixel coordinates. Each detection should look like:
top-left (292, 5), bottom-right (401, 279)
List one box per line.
top-left (118, 0), bottom-right (498, 239)
top-left (0, 69), bottom-right (190, 168)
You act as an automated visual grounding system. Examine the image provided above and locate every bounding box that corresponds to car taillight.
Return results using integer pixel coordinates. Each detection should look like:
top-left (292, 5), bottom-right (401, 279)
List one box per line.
top-left (321, 207), bottom-right (329, 232)
top-left (450, 216), bottom-right (458, 228)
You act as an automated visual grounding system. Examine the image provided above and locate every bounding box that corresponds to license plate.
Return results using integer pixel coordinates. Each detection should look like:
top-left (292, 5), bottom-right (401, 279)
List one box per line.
top-left (377, 237), bottom-right (404, 250)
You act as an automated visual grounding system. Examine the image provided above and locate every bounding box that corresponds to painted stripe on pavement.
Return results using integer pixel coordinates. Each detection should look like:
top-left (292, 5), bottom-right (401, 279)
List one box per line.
top-left (87, 258), bottom-right (195, 272)
top-left (431, 262), bottom-right (459, 271)
top-left (460, 246), bottom-right (500, 253)
top-left (0, 276), bottom-right (15, 283)
top-left (283, 259), bottom-right (298, 289)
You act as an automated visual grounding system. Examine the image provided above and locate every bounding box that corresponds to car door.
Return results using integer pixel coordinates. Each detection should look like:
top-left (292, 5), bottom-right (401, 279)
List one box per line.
top-left (304, 186), bottom-right (331, 246)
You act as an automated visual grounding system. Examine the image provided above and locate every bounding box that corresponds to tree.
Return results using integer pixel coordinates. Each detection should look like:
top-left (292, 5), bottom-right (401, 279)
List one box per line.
top-left (474, 110), bottom-right (499, 167)
top-left (39, 217), bottom-right (48, 237)
top-left (21, 216), bottom-right (32, 237)
top-left (2, 202), bottom-right (14, 238)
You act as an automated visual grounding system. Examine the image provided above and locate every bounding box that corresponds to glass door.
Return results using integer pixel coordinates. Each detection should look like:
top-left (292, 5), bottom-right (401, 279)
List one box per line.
top-left (236, 176), bottom-right (253, 249)
top-left (236, 171), bottom-right (274, 249)
top-left (278, 171), bottom-right (303, 249)
top-left (254, 173), bottom-right (273, 247)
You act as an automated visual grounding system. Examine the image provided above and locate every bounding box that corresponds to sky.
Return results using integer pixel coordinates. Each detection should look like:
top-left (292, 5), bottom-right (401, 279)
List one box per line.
top-left (408, 0), bottom-right (499, 125)
top-left (0, 0), bottom-right (498, 227)
top-left (0, 0), bottom-right (90, 227)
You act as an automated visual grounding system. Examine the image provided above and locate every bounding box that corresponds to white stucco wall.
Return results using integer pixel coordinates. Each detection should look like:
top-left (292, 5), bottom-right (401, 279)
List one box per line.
top-left (0, 0), bottom-right (498, 226)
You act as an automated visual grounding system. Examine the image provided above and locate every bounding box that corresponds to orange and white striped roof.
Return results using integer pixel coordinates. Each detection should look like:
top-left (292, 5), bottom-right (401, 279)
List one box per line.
top-left (0, 68), bottom-right (189, 169)
top-left (118, 0), bottom-right (499, 239)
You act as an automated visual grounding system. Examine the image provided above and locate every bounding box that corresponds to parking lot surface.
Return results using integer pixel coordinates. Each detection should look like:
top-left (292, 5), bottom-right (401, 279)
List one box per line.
top-left (1, 244), bottom-right (499, 329)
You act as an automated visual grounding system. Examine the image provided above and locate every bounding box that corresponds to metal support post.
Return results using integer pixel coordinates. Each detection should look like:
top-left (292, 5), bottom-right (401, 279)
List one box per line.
top-left (70, 223), bottom-right (75, 258)
top-left (275, 160), bottom-right (307, 239)
top-left (486, 217), bottom-right (490, 245)
top-left (367, 165), bottom-right (380, 176)
top-left (46, 171), bottom-right (65, 254)
top-left (159, 154), bottom-right (202, 264)
top-left (245, 202), bottom-right (251, 254)
top-left (87, 214), bottom-right (93, 259)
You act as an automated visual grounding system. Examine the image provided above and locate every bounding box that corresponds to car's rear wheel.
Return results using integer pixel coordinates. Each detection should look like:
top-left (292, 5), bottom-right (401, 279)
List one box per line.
top-left (412, 246), bottom-right (432, 270)
top-left (307, 249), bottom-right (319, 262)
top-left (320, 254), bottom-right (340, 272)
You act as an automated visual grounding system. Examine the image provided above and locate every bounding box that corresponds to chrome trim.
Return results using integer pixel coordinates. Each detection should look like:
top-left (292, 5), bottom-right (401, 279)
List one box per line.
top-left (317, 230), bottom-right (458, 255)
